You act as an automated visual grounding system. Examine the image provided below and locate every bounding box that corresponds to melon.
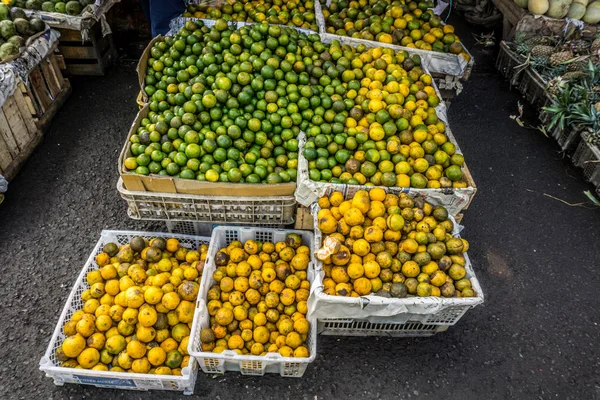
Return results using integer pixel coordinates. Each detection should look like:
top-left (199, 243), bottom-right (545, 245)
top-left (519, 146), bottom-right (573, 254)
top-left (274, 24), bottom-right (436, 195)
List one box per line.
top-left (515, 0), bottom-right (529, 7)
top-left (574, 0), bottom-right (588, 6)
top-left (568, 1), bottom-right (587, 17)
top-left (584, 1), bottom-right (600, 22)
top-left (547, 0), bottom-right (573, 17)
top-left (529, 0), bottom-right (550, 14)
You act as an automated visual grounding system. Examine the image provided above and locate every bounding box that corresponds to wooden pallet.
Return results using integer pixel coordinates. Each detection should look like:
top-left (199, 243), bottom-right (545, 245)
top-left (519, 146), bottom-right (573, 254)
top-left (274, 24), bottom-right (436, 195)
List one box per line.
top-left (56, 21), bottom-right (117, 76)
top-left (0, 51), bottom-right (71, 181)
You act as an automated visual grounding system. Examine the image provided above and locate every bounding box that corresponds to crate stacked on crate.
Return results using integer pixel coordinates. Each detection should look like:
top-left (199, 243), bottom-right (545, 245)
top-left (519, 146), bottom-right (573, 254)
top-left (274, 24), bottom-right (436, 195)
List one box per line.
top-left (0, 34), bottom-right (71, 181)
top-left (22, 0), bottom-right (119, 75)
top-left (55, 21), bottom-right (117, 76)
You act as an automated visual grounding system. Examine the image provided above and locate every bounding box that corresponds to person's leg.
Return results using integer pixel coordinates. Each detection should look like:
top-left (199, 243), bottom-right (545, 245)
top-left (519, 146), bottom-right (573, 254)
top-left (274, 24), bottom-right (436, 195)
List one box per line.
top-left (149, 0), bottom-right (186, 37)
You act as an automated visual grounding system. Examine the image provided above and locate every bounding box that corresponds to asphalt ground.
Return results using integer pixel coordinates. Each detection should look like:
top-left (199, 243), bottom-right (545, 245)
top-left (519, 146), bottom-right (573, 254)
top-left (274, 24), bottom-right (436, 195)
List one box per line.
top-left (1, 21), bottom-right (600, 400)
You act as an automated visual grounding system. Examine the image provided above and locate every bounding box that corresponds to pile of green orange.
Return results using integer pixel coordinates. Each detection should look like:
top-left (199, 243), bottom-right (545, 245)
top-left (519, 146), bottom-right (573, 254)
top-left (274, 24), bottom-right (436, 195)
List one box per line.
top-left (323, 0), bottom-right (470, 59)
top-left (131, 19), bottom-right (467, 188)
top-left (184, 0), bottom-right (318, 32)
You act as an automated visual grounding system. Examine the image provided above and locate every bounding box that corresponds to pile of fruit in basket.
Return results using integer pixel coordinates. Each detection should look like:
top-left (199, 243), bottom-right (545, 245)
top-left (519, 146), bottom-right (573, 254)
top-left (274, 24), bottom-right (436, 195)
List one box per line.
top-left (184, 0), bottom-right (318, 31)
top-left (5, 0), bottom-right (93, 15)
top-left (0, 4), bottom-right (45, 61)
top-left (315, 189), bottom-right (477, 298)
top-left (322, 0), bottom-right (470, 57)
top-left (133, 19), bottom-right (468, 189)
top-left (200, 234), bottom-right (311, 357)
top-left (514, 0), bottom-right (600, 23)
top-left (509, 33), bottom-right (600, 139)
top-left (57, 236), bottom-right (208, 375)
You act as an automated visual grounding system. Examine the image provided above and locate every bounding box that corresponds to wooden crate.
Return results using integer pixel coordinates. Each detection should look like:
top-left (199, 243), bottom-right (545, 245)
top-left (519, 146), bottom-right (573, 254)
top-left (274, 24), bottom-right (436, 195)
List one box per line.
top-left (56, 21), bottom-right (117, 76)
top-left (0, 51), bottom-right (71, 181)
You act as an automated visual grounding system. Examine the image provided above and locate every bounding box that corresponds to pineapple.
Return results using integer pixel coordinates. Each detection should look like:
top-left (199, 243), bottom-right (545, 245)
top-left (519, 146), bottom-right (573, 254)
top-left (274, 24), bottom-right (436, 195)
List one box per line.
top-left (546, 77), bottom-right (567, 96)
top-left (561, 71), bottom-right (586, 81)
top-left (550, 50), bottom-right (574, 66)
top-left (570, 39), bottom-right (590, 55)
top-left (531, 55), bottom-right (549, 68)
top-left (525, 36), bottom-right (553, 46)
top-left (531, 45), bottom-right (554, 57)
top-left (591, 38), bottom-right (600, 54)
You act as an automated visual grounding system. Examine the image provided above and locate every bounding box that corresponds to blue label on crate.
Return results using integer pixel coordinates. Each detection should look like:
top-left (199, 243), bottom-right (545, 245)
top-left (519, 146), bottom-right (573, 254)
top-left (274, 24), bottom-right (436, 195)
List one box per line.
top-left (74, 375), bottom-right (136, 387)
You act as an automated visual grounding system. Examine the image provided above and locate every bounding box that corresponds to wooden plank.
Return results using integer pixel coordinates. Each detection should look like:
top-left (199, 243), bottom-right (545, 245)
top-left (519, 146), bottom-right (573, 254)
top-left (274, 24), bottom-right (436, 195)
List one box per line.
top-left (28, 67), bottom-right (53, 111)
top-left (0, 109), bottom-right (19, 158)
top-left (48, 53), bottom-right (65, 83)
top-left (38, 79), bottom-right (72, 133)
top-left (0, 130), bottom-right (43, 181)
top-left (24, 79), bottom-right (43, 116)
top-left (58, 45), bottom-right (98, 59)
top-left (57, 27), bottom-right (84, 42)
top-left (10, 87), bottom-right (38, 138)
top-left (54, 53), bottom-right (66, 70)
top-left (40, 59), bottom-right (61, 98)
top-left (18, 82), bottom-right (37, 116)
top-left (0, 132), bottom-right (13, 172)
top-left (2, 97), bottom-right (30, 150)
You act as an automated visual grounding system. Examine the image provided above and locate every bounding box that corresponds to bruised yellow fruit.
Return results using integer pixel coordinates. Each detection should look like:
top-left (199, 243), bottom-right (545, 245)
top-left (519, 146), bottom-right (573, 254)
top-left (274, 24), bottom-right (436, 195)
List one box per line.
top-left (62, 334), bottom-right (87, 358)
top-left (343, 207), bottom-right (365, 226)
top-left (77, 348), bottom-right (100, 369)
top-left (351, 190), bottom-right (371, 214)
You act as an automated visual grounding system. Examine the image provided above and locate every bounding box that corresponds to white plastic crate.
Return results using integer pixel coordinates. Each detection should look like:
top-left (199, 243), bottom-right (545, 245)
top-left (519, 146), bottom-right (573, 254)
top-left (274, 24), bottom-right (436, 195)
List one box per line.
top-left (318, 319), bottom-right (448, 337)
top-left (117, 178), bottom-right (298, 226)
top-left (165, 221), bottom-right (289, 237)
top-left (307, 188), bottom-right (484, 335)
top-left (39, 230), bottom-right (211, 394)
top-left (188, 226), bottom-right (317, 377)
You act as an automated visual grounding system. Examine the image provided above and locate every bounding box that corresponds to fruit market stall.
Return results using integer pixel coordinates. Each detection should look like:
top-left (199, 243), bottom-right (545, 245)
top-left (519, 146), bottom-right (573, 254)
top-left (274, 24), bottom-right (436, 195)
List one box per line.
top-left (8, 0), bottom-right (120, 75)
top-left (0, 21), bottom-right (71, 181)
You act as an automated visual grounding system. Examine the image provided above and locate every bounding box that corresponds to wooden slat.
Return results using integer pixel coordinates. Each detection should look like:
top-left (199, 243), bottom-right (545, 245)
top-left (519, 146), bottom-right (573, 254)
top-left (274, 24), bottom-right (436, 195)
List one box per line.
top-left (0, 109), bottom-right (19, 158)
top-left (48, 53), bottom-right (65, 83)
top-left (0, 130), bottom-right (43, 181)
top-left (2, 97), bottom-right (30, 150)
top-left (0, 132), bottom-right (13, 172)
top-left (59, 45), bottom-right (99, 59)
top-left (28, 67), bottom-right (53, 111)
top-left (40, 59), bottom-right (61, 98)
top-left (38, 79), bottom-right (72, 133)
top-left (10, 88), bottom-right (38, 138)
top-left (18, 82), bottom-right (37, 116)
top-left (54, 53), bottom-right (66, 70)
top-left (57, 27), bottom-right (84, 42)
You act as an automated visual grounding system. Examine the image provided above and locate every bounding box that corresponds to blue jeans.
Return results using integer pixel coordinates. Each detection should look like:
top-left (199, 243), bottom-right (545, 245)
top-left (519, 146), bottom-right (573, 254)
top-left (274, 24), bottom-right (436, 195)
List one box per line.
top-left (141, 0), bottom-right (186, 37)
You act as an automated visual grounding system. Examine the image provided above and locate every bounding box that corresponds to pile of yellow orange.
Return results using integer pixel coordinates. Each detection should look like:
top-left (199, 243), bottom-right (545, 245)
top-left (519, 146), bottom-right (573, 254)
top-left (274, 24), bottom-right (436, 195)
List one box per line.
top-left (200, 234), bottom-right (312, 358)
top-left (316, 189), bottom-right (477, 298)
top-left (58, 237), bottom-right (206, 375)
top-left (324, 0), bottom-right (470, 59)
